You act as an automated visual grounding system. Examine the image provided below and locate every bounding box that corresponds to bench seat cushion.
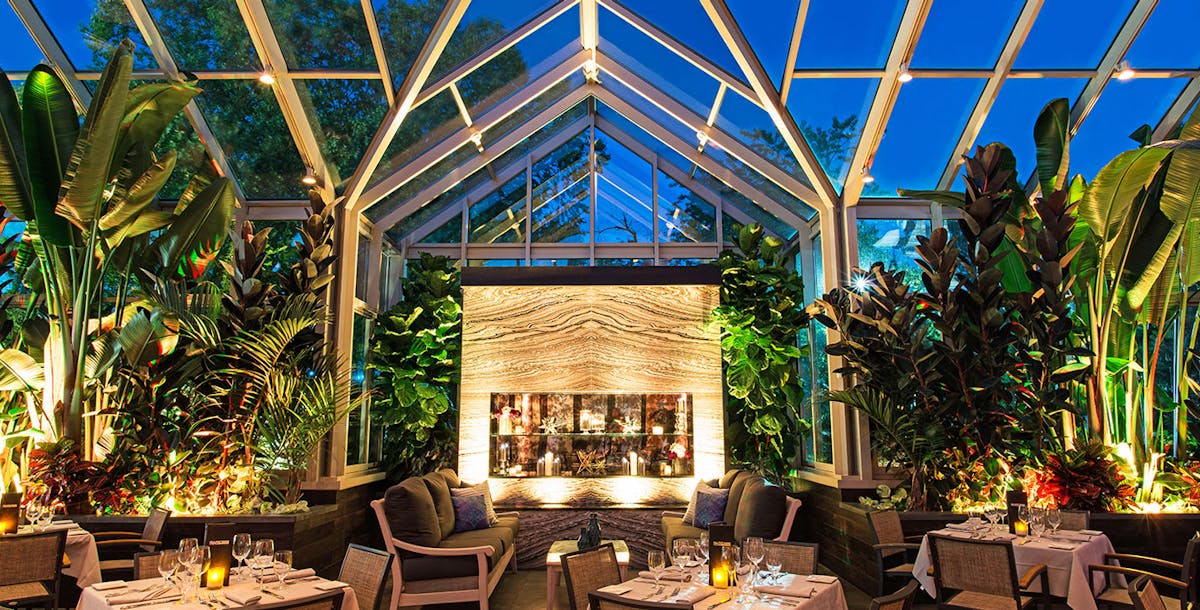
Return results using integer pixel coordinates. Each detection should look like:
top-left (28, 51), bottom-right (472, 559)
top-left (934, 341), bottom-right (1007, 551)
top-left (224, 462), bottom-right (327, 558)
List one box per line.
top-left (400, 527), bottom-right (510, 582)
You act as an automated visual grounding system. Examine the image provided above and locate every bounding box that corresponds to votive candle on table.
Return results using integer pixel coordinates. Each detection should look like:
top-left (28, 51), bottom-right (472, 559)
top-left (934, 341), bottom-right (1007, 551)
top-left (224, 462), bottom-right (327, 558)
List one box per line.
top-left (0, 506), bottom-right (16, 534)
top-left (651, 425), bottom-right (664, 435)
top-left (1013, 520), bottom-right (1029, 537)
top-left (206, 568), bottom-right (225, 590)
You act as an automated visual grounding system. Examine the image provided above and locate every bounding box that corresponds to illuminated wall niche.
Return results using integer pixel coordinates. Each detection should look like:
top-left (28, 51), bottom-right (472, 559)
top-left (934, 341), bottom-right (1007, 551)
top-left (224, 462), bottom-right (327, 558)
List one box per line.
top-left (460, 267), bottom-right (724, 508)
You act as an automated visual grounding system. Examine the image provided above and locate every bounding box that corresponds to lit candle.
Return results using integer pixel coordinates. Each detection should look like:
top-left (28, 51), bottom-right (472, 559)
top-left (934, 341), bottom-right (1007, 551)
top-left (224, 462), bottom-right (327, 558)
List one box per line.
top-left (206, 568), bottom-right (225, 590)
top-left (712, 566), bottom-right (729, 588)
top-left (0, 506), bottom-right (16, 535)
top-left (537, 457), bottom-right (545, 476)
top-left (629, 451), bottom-right (638, 476)
top-left (544, 452), bottom-right (554, 476)
top-left (1013, 520), bottom-right (1029, 537)
top-left (652, 425), bottom-right (664, 435)
top-left (662, 463), bottom-right (673, 476)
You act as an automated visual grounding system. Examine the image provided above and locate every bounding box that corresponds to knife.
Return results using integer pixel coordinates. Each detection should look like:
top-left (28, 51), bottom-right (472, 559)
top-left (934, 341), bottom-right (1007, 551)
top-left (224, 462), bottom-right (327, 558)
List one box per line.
top-left (116, 596), bottom-right (181, 609)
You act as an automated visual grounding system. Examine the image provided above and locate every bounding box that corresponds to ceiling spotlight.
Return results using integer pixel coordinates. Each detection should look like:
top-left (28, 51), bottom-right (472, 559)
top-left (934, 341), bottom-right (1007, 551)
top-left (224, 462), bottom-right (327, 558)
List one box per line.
top-left (1114, 60), bottom-right (1135, 81)
top-left (582, 58), bottom-right (600, 82)
top-left (301, 169), bottom-right (318, 186)
top-left (897, 63), bottom-right (913, 83)
top-left (861, 166), bottom-right (876, 184)
top-left (468, 130), bottom-right (484, 153)
top-left (258, 71), bottom-right (276, 85)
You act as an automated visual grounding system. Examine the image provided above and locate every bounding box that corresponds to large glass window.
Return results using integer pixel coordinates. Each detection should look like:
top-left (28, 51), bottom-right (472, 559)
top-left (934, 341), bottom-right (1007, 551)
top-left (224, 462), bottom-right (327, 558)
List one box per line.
top-left (346, 311), bottom-right (374, 467)
top-left (857, 218), bottom-right (931, 287)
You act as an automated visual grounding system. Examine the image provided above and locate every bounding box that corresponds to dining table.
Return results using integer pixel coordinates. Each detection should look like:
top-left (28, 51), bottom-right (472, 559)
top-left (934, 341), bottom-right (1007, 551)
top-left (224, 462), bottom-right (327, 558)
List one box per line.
top-left (76, 570), bottom-right (360, 610)
top-left (18, 520), bottom-right (102, 588)
top-left (911, 523), bottom-right (1115, 610)
top-left (593, 571), bottom-right (848, 610)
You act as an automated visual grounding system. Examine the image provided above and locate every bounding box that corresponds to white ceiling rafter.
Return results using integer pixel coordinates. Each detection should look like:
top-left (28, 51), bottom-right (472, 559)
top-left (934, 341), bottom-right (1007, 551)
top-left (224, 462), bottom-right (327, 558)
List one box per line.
top-left (841, 0), bottom-right (933, 207)
top-left (235, 0), bottom-right (334, 194)
top-left (935, 0), bottom-right (1044, 190)
top-left (1154, 77), bottom-right (1200, 140)
top-left (342, 0), bottom-right (472, 213)
top-left (779, 0), bottom-right (809, 105)
top-left (124, 0), bottom-right (249, 207)
top-left (8, 0), bottom-right (91, 110)
top-left (700, 0), bottom-right (837, 214)
top-left (361, 0), bottom-right (396, 103)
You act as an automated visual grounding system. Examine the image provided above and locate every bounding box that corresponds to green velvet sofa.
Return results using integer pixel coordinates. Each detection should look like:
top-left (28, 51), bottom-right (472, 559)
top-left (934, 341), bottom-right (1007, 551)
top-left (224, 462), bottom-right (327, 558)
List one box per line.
top-left (661, 469), bottom-right (802, 553)
top-left (371, 468), bottom-right (518, 610)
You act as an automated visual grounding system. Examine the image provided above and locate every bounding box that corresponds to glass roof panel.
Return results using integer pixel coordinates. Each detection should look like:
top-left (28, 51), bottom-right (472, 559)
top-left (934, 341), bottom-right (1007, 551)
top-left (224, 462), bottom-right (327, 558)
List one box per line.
top-left (470, 173), bottom-right (526, 244)
top-left (657, 169), bottom-right (716, 244)
top-left (143, 0), bottom-right (257, 71)
top-left (869, 78), bottom-right (987, 195)
top-left (972, 77), bottom-right (1088, 185)
top-left (419, 213), bottom-right (462, 243)
top-left (727, 0), bottom-right (799, 90)
top-left (459, 5), bottom-right (580, 118)
top-left (694, 167), bottom-right (793, 239)
top-left (481, 71), bottom-right (587, 149)
top-left (1014, 0), bottom-right (1135, 69)
top-left (794, 0), bottom-right (904, 69)
top-left (615, 0), bottom-right (744, 79)
top-left (1071, 77), bottom-right (1189, 180)
top-left (594, 130), bottom-right (653, 243)
top-left (910, 0), bottom-right (1024, 69)
top-left (1125, 0), bottom-right (1200, 69)
top-left (714, 88), bottom-right (804, 182)
top-left (367, 88), bottom-right (462, 189)
top-left (155, 112), bottom-right (212, 200)
top-left (599, 5), bottom-right (719, 120)
top-left (786, 78), bottom-right (878, 189)
top-left (374, 0), bottom-right (447, 85)
top-left (33, 0), bottom-right (156, 70)
top-left (428, 0), bottom-right (556, 87)
top-left (531, 132), bottom-right (590, 243)
top-left (197, 79), bottom-right (307, 200)
top-left (296, 79), bottom-right (388, 193)
top-left (262, 0), bottom-right (375, 70)
top-left (1, 6), bottom-right (45, 71)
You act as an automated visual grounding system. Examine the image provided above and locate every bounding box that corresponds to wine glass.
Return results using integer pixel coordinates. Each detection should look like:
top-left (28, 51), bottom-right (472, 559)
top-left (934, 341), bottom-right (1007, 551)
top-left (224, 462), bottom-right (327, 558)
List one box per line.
top-left (671, 539), bottom-right (690, 576)
top-left (232, 534), bottom-right (252, 581)
top-left (178, 537), bottom-right (199, 559)
top-left (744, 537), bottom-right (765, 587)
top-left (733, 545), bottom-right (757, 605)
top-left (157, 549), bottom-right (178, 586)
top-left (25, 501), bottom-right (43, 531)
top-left (647, 550), bottom-right (666, 594)
top-left (274, 550), bottom-right (293, 587)
top-left (697, 531), bottom-right (710, 568)
top-left (254, 539), bottom-right (275, 592)
top-left (1047, 509), bottom-right (1063, 535)
top-left (765, 545), bottom-right (783, 586)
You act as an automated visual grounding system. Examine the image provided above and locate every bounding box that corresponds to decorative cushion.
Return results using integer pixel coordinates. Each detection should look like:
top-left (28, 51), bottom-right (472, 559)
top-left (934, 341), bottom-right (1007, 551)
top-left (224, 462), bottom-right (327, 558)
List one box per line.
top-left (436, 467), bottom-right (461, 489)
top-left (383, 478), bottom-right (442, 548)
top-left (452, 482), bottom-right (498, 525)
top-left (682, 481), bottom-right (729, 529)
top-left (451, 493), bottom-right (491, 533)
top-left (734, 478), bottom-right (788, 542)
top-left (422, 473), bottom-right (456, 537)
top-left (723, 471), bottom-right (757, 524)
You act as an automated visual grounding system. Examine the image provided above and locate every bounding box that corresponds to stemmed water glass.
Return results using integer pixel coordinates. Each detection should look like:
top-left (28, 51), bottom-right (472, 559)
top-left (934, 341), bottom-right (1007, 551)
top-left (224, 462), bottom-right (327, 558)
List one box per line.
top-left (671, 539), bottom-right (691, 581)
top-left (765, 546), bottom-right (783, 586)
top-left (157, 549), bottom-right (178, 588)
top-left (253, 539), bottom-right (275, 592)
top-left (1047, 509), bottom-right (1063, 535)
top-left (733, 545), bottom-right (757, 605)
top-left (744, 537), bottom-right (765, 589)
top-left (647, 550), bottom-right (666, 594)
top-left (697, 531), bottom-right (710, 580)
top-left (25, 501), bottom-right (43, 531)
top-left (232, 534), bottom-right (252, 581)
top-left (1029, 508), bottom-right (1046, 540)
top-left (274, 550), bottom-right (293, 587)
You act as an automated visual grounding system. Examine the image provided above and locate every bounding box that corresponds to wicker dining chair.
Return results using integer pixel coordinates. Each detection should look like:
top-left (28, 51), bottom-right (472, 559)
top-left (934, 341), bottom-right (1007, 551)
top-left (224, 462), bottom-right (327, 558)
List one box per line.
top-left (96, 506), bottom-right (172, 580)
top-left (868, 509), bottom-right (923, 596)
top-left (562, 543), bottom-right (623, 610)
top-left (762, 540), bottom-right (819, 576)
top-left (1130, 575), bottom-right (1168, 610)
top-left (928, 533), bottom-right (1049, 610)
top-left (0, 529), bottom-right (67, 610)
top-left (1058, 511), bottom-right (1090, 531)
top-left (266, 589), bottom-right (346, 610)
top-left (337, 544), bottom-right (392, 610)
top-left (1089, 533), bottom-right (1199, 610)
top-left (132, 552), bottom-right (162, 580)
top-left (871, 580), bottom-right (920, 610)
top-left (587, 589), bottom-right (690, 609)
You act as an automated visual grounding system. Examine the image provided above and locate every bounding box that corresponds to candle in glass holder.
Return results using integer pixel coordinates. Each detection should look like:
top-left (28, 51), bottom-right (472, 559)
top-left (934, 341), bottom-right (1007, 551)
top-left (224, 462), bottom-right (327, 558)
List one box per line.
top-left (1013, 520), bottom-right (1029, 537)
top-left (712, 566), bottom-right (729, 588)
top-left (206, 568), bottom-right (225, 590)
top-left (0, 506), bottom-right (16, 534)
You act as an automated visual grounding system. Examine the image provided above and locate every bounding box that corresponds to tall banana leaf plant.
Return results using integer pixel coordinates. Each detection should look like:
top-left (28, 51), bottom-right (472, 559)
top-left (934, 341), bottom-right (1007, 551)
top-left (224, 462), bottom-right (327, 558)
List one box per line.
top-left (0, 40), bottom-right (235, 448)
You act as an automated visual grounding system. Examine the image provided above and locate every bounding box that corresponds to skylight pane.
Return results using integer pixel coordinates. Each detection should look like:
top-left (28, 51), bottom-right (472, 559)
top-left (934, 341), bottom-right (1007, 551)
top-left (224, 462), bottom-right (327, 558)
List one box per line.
top-left (1071, 78), bottom-right (1189, 180)
top-left (910, 0), bottom-right (1023, 69)
top-left (794, 0), bottom-right (904, 69)
top-left (728, 0), bottom-right (799, 90)
top-left (1125, 0), bottom-right (1200, 69)
top-left (532, 132), bottom-right (590, 243)
top-left (973, 78), bottom-right (1088, 184)
top-left (1, 6), bottom-right (45, 71)
top-left (263, 0), bottom-right (375, 70)
top-left (374, 0), bottom-right (447, 84)
top-left (197, 80), bottom-right (307, 200)
top-left (367, 88), bottom-right (462, 189)
top-left (658, 169), bottom-right (716, 244)
top-left (470, 174), bottom-right (526, 244)
top-left (715, 88), bottom-right (803, 181)
top-left (1015, 0), bottom-right (1135, 69)
top-left (869, 78), bottom-right (986, 195)
top-left (155, 113), bottom-right (212, 200)
top-left (786, 78), bottom-right (878, 190)
top-left (297, 79), bottom-right (388, 193)
top-left (615, 0), bottom-right (744, 78)
top-left (694, 167), bottom-right (794, 239)
top-left (33, 0), bottom-right (155, 70)
top-left (429, 0), bottom-right (557, 87)
top-left (594, 130), bottom-right (652, 243)
top-left (481, 71), bottom-right (588, 151)
top-left (143, 0), bottom-right (257, 71)
top-left (419, 214), bottom-right (463, 244)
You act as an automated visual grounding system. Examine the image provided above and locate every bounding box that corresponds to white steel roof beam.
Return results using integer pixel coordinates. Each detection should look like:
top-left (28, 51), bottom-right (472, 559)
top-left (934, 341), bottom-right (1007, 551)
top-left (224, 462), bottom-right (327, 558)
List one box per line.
top-left (361, 0), bottom-right (396, 103)
top-left (779, 0), bottom-right (809, 105)
top-left (1154, 77), bottom-right (1200, 141)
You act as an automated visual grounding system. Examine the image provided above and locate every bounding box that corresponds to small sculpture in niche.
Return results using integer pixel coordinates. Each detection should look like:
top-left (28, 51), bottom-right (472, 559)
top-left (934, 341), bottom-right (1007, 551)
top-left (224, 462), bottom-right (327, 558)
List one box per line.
top-left (540, 416), bottom-right (564, 435)
top-left (575, 449), bottom-right (608, 476)
top-left (617, 416), bottom-right (640, 434)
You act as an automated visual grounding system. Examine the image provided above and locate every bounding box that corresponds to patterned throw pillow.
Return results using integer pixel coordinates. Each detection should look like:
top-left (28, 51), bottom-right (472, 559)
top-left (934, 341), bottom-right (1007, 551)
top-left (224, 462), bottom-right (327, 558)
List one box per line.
top-left (451, 493), bottom-right (491, 533)
top-left (451, 482), bottom-right (498, 525)
top-left (683, 481), bottom-right (729, 528)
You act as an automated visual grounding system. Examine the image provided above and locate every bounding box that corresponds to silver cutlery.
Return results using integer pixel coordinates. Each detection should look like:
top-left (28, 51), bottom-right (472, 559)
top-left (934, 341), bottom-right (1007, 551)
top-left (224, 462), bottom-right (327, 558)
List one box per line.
top-left (116, 595), bottom-right (181, 609)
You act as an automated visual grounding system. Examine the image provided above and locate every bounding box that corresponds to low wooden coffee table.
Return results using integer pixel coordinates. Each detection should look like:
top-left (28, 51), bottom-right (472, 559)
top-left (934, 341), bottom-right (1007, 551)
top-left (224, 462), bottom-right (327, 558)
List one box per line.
top-left (546, 539), bottom-right (630, 610)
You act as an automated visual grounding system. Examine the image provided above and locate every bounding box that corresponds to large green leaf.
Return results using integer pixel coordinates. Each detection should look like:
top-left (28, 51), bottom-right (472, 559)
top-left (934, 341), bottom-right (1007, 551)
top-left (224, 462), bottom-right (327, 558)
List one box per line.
top-left (21, 66), bottom-right (77, 246)
top-left (116, 309), bottom-right (178, 367)
top-left (57, 39), bottom-right (131, 231)
top-left (1079, 146), bottom-right (1171, 248)
top-left (0, 73), bottom-right (32, 220)
top-left (0, 348), bottom-right (43, 391)
top-left (1034, 98), bottom-right (1071, 194)
top-left (113, 80), bottom-right (199, 182)
top-left (151, 176), bottom-right (235, 279)
top-left (1112, 162), bottom-right (1179, 313)
top-left (100, 150), bottom-right (176, 246)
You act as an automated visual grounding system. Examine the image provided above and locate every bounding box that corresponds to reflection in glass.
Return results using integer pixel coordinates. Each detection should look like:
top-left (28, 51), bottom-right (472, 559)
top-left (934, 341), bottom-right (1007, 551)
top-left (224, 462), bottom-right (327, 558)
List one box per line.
top-left (657, 170), bottom-right (716, 243)
top-left (531, 133), bottom-right (590, 243)
top-left (347, 313), bottom-right (373, 467)
top-left (470, 174), bottom-right (526, 244)
top-left (595, 132), bottom-right (652, 243)
top-left (428, 0), bottom-right (556, 85)
top-left (856, 219), bottom-right (931, 287)
top-left (419, 216), bottom-right (462, 244)
top-left (143, 0), bottom-right (256, 71)
top-left (262, 0), bottom-right (374, 69)
top-left (297, 79), bottom-right (389, 192)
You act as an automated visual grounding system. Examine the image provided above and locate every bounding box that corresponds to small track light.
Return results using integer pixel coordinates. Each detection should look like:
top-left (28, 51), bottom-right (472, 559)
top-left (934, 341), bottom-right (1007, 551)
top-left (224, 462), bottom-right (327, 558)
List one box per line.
top-left (258, 71), bottom-right (276, 85)
top-left (861, 166), bottom-right (875, 184)
top-left (301, 169), bottom-right (318, 186)
top-left (1115, 60), bottom-right (1135, 81)
top-left (897, 63), bottom-right (913, 83)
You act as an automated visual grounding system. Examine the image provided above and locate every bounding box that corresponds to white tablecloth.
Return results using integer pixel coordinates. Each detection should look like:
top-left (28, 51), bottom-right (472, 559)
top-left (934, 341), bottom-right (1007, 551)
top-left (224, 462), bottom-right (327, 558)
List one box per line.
top-left (912, 528), bottom-right (1115, 610)
top-left (605, 574), bottom-right (848, 610)
top-left (77, 575), bottom-right (360, 610)
top-left (18, 524), bottom-right (101, 588)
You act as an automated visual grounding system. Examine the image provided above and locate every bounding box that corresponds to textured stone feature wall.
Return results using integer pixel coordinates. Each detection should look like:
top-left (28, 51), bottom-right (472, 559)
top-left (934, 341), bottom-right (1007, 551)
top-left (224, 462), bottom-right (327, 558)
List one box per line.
top-left (460, 283), bottom-right (723, 507)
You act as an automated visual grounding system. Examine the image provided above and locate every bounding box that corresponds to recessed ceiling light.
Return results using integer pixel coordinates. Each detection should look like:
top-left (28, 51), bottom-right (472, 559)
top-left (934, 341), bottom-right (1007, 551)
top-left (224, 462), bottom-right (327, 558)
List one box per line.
top-left (258, 72), bottom-right (276, 85)
top-left (1114, 60), bottom-right (1135, 81)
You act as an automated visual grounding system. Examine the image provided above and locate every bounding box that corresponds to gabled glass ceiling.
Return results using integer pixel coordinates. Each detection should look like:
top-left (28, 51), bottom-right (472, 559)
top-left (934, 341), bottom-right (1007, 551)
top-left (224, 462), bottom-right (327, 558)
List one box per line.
top-left (0, 0), bottom-right (1196, 229)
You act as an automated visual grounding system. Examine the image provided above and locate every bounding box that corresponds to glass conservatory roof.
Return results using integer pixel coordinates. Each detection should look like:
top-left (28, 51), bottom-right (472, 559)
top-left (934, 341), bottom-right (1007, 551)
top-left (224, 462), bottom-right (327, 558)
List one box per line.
top-left (3, 0), bottom-right (1198, 237)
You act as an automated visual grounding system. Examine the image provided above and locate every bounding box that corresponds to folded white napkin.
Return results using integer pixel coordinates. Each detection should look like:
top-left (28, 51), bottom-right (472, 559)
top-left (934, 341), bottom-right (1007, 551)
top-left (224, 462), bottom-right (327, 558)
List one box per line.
top-left (1048, 542), bottom-right (1077, 550)
top-left (1051, 531), bottom-right (1092, 542)
top-left (1079, 529), bottom-right (1103, 536)
top-left (665, 586), bottom-right (713, 604)
top-left (989, 533), bottom-right (1017, 541)
top-left (756, 583), bottom-right (817, 598)
top-left (259, 567), bottom-right (315, 582)
top-left (597, 584), bottom-right (633, 595)
top-left (944, 522), bottom-right (978, 531)
top-left (943, 530), bottom-right (975, 539)
top-left (807, 575), bottom-right (838, 584)
top-left (92, 581), bottom-right (126, 591)
top-left (314, 580), bottom-right (350, 591)
top-left (225, 590), bottom-right (262, 605)
top-left (107, 586), bottom-right (173, 605)
top-left (44, 521), bottom-right (78, 532)
top-left (638, 568), bottom-right (691, 582)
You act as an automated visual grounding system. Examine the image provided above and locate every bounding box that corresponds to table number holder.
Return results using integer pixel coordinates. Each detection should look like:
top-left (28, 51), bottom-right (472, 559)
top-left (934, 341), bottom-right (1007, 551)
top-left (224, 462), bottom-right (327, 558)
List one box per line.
top-left (709, 522), bottom-right (735, 587)
top-left (207, 540), bottom-right (232, 587)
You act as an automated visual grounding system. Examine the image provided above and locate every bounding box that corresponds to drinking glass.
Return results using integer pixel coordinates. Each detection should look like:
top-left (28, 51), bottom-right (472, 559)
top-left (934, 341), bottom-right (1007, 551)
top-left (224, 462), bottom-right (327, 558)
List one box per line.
top-left (697, 531), bottom-right (710, 567)
top-left (178, 538), bottom-right (199, 558)
top-left (157, 549), bottom-right (178, 585)
top-left (765, 545), bottom-right (783, 586)
top-left (254, 539), bottom-right (275, 592)
top-left (274, 550), bottom-right (293, 586)
top-left (1048, 509), bottom-right (1063, 534)
top-left (177, 547), bottom-right (196, 602)
top-left (232, 534), bottom-right (252, 581)
top-left (25, 501), bottom-right (43, 531)
top-left (647, 550), bottom-right (666, 594)
top-left (734, 545), bottom-right (757, 605)
top-left (671, 539), bottom-right (690, 574)
top-left (744, 537), bottom-right (765, 586)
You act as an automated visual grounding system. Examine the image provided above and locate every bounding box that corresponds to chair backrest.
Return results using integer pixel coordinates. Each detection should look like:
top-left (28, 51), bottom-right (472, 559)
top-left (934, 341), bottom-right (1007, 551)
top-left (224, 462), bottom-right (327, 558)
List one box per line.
top-left (867, 510), bottom-right (905, 557)
top-left (1130, 575), bottom-right (1167, 610)
top-left (763, 540), bottom-right (818, 576)
top-left (1180, 533), bottom-right (1200, 606)
top-left (337, 544), bottom-right (392, 610)
top-left (929, 534), bottom-right (1019, 602)
top-left (562, 543), bottom-right (623, 610)
top-left (204, 522), bottom-right (235, 544)
top-left (1059, 510), bottom-right (1090, 531)
top-left (870, 580), bottom-right (919, 610)
top-left (268, 589), bottom-right (345, 610)
top-left (133, 552), bottom-right (161, 580)
top-left (141, 506), bottom-right (171, 552)
top-left (0, 530), bottom-right (66, 587)
top-left (370, 499), bottom-right (407, 595)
